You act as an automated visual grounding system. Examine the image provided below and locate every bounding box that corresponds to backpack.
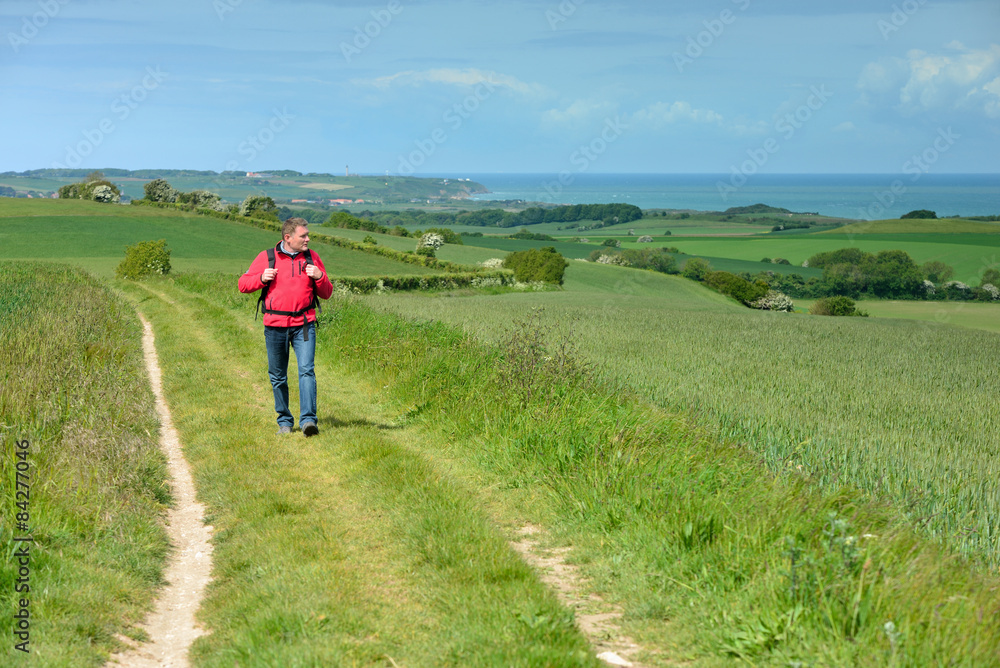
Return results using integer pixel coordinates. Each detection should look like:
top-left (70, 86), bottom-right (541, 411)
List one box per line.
top-left (255, 244), bottom-right (322, 340)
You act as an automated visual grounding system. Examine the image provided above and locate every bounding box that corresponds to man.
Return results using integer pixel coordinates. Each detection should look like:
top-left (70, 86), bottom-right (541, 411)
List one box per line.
top-left (239, 218), bottom-right (334, 435)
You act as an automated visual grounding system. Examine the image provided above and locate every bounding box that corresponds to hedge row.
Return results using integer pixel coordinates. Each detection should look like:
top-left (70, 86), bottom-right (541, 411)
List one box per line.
top-left (330, 271), bottom-right (513, 294)
top-left (130, 200), bottom-right (484, 275)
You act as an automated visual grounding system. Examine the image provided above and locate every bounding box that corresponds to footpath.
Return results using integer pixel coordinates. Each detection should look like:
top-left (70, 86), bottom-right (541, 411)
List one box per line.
top-left (109, 280), bottom-right (645, 667)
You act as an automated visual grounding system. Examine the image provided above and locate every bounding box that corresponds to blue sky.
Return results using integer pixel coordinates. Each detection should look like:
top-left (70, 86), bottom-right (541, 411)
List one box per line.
top-left (2, 0), bottom-right (998, 175)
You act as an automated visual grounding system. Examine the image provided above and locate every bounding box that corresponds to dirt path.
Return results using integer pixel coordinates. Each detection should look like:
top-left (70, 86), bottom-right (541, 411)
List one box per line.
top-left (511, 525), bottom-right (646, 667)
top-left (107, 315), bottom-right (214, 668)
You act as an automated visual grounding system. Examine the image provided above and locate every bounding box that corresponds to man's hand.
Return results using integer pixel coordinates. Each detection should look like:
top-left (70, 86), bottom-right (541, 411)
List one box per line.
top-left (305, 264), bottom-right (324, 280)
top-left (261, 268), bottom-right (278, 282)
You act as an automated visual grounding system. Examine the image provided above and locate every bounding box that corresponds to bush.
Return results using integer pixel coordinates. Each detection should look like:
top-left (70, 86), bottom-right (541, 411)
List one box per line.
top-left (809, 296), bottom-right (867, 317)
top-left (503, 247), bottom-right (569, 285)
top-left (901, 209), bottom-right (937, 219)
top-left (750, 290), bottom-right (794, 312)
top-left (682, 257), bottom-right (712, 281)
top-left (240, 195), bottom-right (279, 221)
top-left (143, 178), bottom-right (179, 203)
top-left (116, 239), bottom-right (171, 279)
top-left (705, 271), bottom-right (769, 305)
top-left (362, 235), bottom-right (377, 245)
top-left (59, 176), bottom-right (121, 204)
top-left (601, 239), bottom-right (621, 248)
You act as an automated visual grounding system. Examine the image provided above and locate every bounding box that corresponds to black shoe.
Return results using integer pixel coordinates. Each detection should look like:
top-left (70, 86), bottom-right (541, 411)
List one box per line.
top-left (302, 422), bottom-right (319, 437)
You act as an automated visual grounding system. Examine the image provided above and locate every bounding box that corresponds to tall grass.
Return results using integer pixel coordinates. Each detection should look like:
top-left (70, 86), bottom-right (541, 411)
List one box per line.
top-left (367, 265), bottom-right (1000, 565)
top-left (0, 262), bottom-right (169, 666)
top-left (316, 295), bottom-right (1000, 665)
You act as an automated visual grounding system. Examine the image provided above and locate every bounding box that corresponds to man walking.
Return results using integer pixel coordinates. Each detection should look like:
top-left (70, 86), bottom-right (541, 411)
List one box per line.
top-left (239, 218), bottom-right (334, 435)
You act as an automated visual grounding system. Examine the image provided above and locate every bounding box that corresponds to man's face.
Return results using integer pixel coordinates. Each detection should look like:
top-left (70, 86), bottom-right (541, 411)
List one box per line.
top-left (284, 225), bottom-right (309, 253)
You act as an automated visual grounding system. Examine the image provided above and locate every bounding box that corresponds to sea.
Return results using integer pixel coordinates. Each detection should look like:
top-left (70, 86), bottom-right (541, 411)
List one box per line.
top-left (435, 173), bottom-right (1000, 220)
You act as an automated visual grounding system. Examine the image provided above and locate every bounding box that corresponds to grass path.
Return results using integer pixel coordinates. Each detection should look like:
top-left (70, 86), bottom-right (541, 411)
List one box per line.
top-left (107, 315), bottom-right (214, 667)
top-left (116, 278), bottom-right (613, 667)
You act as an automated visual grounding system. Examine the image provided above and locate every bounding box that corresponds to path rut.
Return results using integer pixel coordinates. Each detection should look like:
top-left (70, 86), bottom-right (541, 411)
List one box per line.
top-left (107, 315), bottom-right (214, 668)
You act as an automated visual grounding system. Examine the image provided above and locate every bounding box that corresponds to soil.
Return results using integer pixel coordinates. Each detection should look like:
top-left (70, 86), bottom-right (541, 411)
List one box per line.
top-left (510, 525), bottom-right (646, 667)
top-left (106, 316), bottom-right (214, 667)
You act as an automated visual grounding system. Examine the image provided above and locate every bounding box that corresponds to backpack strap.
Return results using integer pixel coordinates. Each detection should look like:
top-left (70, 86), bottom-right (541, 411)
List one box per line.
top-left (302, 250), bottom-right (322, 319)
top-left (254, 245), bottom-right (277, 321)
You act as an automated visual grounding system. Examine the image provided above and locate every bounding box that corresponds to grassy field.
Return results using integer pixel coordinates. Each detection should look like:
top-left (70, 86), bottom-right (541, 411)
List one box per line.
top-left (822, 218), bottom-right (1000, 235)
top-left (0, 199), bottom-right (442, 278)
top-left (0, 263), bottom-right (170, 666)
top-left (798, 298), bottom-right (1000, 334)
top-left (7, 201), bottom-right (1000, 664)
top-left (118, 271), bottom-right (1000, 665)
top-left (367, 259), bottom-right (1000, 564)
top-left (637, 233), bottom-right (999, 282)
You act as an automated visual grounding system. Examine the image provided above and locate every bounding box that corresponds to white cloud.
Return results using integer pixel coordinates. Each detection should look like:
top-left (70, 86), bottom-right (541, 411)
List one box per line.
top-left (858, 43), bottom-right (1000, 117)
top-left (833, 121), bottom-right (856, 132)
top-left (540, 99), bottom-right (618, 127)
top-left (362, 68), bottom-right (547, 97)
top-left (630, 101), bottom-right (724, 128)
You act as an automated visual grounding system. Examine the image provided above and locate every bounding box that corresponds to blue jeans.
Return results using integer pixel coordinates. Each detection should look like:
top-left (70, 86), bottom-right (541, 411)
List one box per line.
top-left (264, 322), bottom-right (316, 428)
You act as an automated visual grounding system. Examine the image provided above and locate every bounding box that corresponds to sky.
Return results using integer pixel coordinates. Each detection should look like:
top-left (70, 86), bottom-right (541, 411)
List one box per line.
top-left (2, 0), bottom-right (999, 176)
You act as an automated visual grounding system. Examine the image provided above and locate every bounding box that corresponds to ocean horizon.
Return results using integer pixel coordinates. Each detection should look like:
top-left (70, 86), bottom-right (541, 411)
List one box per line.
top-left (425, 173), bottom-right (1000, 221)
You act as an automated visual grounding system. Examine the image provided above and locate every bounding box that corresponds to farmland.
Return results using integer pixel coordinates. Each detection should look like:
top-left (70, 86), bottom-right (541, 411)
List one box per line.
top-left (2, 198), bottom-right (999, 665)
top-left (0, 198), bottom-right (442, 278)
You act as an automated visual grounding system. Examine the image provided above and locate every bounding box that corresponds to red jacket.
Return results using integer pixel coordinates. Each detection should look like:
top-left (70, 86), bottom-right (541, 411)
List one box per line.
top-left (238, 243), bottom-right (334, 327)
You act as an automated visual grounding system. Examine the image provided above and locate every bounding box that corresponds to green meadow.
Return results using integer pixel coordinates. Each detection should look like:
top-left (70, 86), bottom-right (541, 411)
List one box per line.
top-left (0, 199), bottom-right (441, 278)
top-left (3, 198), bottom-right (999, 665)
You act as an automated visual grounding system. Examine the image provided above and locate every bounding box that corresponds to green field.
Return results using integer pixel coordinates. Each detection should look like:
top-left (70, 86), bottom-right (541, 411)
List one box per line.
top-left (0, 199), bottom-right (441, 278)
top-left (4, 199), bottom-right (1000, 665)
top-left (366, 256), bottom-right (1000, 562)
top-left (641, 233), bottom-right (998, 282)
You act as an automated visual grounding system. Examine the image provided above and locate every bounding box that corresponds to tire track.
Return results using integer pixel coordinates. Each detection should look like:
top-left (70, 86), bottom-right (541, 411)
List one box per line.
top-left (107, 314), bottom-right (214, 667)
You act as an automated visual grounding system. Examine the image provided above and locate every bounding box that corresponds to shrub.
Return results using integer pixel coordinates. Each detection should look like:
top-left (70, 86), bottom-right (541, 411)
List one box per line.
top-left (705, 271), bottom-right (769, 305)
top-left (809, 296), bottom-right (867, 317)
top-left (751, 290), bottom-right (794, 312)
top-left (59, 176), bottom-right (121, 204)
top-left (143, 178), bottom-right (179, 203)
top-left (362, 235), bottom-right (377, 245)
top-left (115, 239), bottom-right (171, 279)
top-left (416, 233), bottom-right (445, 258)
top-left (761, 257), bottom-right (772, 263)
top-left (682, 257), bottom-right (712, 281)
top-left (503, 247), bottom-right (569, 285)
top-left (601, 239), bottom-right (621, 248)
top-left (772, 258), bottom-right (791, 265)
top-left (239, 195), bottom-right (279, 221)
top-left (637, 235), bottom-right (654, 243)
top-left (901, 209), bottom-right (937, 219)
top-left (91, 184), bottom-right (120, 203)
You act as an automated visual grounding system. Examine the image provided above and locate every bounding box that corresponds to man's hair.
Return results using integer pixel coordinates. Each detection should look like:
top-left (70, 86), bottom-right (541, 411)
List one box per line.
top-left (282, 217), bottom-right (309, 238)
